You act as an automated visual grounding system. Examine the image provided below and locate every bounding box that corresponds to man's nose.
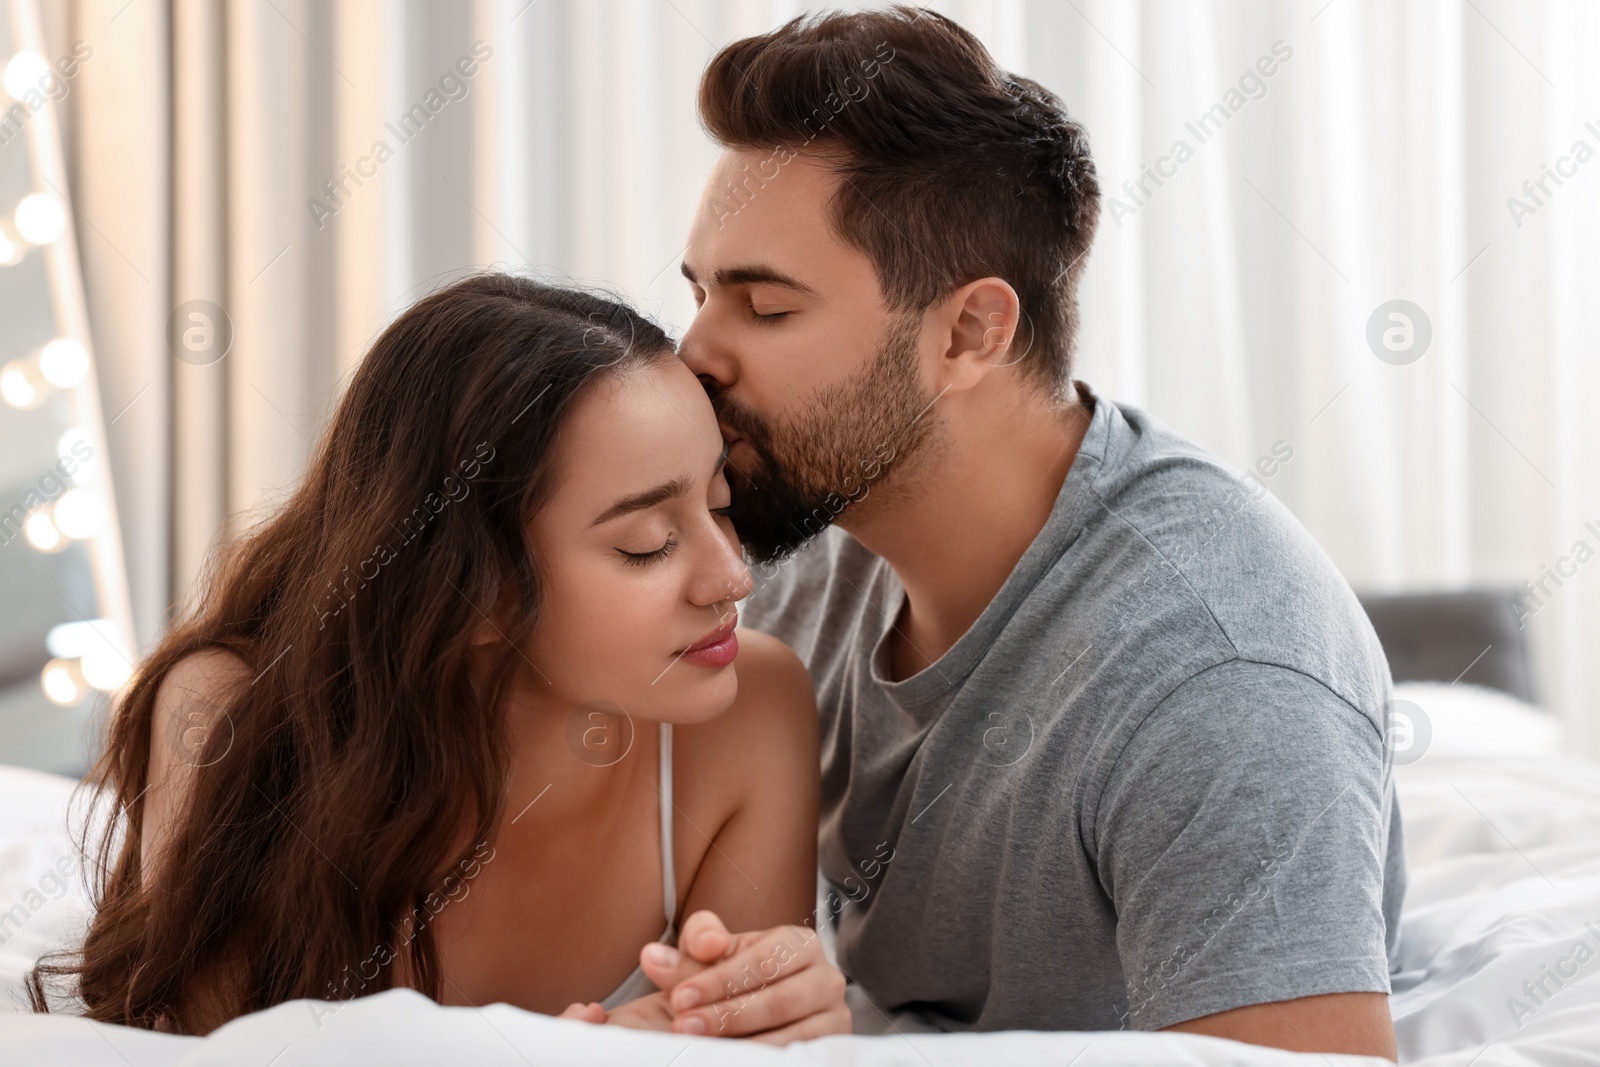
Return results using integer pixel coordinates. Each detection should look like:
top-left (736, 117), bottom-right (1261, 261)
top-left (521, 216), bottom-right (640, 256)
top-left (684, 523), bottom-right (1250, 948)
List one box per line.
top-left (678, 314), bottom-right (735, 387)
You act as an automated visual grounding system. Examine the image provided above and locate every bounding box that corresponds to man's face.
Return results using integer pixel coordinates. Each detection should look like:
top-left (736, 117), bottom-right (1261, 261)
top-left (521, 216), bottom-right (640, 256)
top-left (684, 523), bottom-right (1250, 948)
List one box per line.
top-left (678, 148), bottom-right (940, 565)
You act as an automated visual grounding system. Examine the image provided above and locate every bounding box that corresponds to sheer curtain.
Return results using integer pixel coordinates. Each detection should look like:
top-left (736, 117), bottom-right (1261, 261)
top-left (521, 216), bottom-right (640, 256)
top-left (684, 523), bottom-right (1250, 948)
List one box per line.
top-left (44, 0), bottom-right (1600, 755)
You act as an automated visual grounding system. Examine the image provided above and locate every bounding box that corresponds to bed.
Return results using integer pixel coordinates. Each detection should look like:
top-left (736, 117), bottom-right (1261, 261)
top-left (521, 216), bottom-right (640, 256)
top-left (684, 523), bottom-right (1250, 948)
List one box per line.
top-left (1, 678), bottom-right (1596, 1065)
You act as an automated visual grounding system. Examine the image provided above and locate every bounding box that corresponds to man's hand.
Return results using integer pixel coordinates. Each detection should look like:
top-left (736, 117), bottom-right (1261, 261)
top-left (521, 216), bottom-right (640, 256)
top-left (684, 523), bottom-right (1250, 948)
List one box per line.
top-left (636, 910), bottom-right (851, 1044)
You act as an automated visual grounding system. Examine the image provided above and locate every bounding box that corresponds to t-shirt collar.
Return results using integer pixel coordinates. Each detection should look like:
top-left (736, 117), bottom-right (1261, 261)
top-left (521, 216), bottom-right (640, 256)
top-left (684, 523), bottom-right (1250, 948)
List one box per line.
top-left (866, 380), bottom-right (1114, 712)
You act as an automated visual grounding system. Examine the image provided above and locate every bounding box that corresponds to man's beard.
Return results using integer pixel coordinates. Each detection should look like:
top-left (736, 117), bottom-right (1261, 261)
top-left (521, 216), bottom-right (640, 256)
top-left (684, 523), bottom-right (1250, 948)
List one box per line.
top-left (705, 316), bottom-right (939, 566)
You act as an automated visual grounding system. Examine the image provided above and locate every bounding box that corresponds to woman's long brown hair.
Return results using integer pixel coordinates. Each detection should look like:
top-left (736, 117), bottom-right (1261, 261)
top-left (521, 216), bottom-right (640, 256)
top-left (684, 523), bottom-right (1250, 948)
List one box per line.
top-left (26, 273), bottom-right (673, 1033)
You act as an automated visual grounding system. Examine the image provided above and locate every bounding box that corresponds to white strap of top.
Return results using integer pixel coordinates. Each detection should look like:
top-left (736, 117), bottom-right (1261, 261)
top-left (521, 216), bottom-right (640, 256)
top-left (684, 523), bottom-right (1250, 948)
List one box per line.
top-left (659, 722), bottom-right (677, 928)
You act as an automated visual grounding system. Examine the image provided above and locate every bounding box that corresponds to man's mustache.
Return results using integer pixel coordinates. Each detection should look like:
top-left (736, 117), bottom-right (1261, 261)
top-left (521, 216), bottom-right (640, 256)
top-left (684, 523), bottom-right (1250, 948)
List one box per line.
top-left (703, 385), bottom-right (769, 445)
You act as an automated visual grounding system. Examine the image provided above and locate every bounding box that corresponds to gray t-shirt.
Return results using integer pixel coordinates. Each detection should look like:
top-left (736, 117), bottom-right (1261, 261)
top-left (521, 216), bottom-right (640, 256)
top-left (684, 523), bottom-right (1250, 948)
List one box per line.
top-left (737, 384), bottom-right (1405, 1032)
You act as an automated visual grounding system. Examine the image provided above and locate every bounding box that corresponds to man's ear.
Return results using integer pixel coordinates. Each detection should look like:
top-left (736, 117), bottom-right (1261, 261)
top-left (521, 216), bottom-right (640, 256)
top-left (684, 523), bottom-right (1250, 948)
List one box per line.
top-left (936, 277), bottom-right (1023, 393)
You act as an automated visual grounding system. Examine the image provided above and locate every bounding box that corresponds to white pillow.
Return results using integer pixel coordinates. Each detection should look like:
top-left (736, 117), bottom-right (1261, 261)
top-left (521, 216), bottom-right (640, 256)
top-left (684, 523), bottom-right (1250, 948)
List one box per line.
top-left (1390, 680), bottom-right (1562, 761)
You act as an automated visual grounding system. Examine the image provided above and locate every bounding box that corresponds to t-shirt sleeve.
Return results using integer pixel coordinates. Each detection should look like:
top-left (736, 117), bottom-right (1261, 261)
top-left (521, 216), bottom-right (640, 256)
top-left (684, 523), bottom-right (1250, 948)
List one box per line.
top-left (1091, 658), bottom-right (1396, 1031)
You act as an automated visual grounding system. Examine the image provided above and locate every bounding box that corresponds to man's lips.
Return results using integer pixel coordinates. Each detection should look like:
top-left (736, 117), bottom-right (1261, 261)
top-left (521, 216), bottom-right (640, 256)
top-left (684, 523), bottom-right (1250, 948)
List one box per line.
top-left (719, 425), bottom-right (751, 471)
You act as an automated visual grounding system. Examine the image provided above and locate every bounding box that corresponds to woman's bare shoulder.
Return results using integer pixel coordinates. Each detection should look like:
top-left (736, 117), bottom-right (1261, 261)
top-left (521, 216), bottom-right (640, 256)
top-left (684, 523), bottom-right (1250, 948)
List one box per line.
top-left (158, 646), bottom-right (254, 701)
top-left (680, 628), bottom-right (817, 766)
top-left (730, 627), bottom-right (817, 724)
top-left (144, 648), bottom-right (254, 876)
top-left (150, 649), bottom-right (252, 750)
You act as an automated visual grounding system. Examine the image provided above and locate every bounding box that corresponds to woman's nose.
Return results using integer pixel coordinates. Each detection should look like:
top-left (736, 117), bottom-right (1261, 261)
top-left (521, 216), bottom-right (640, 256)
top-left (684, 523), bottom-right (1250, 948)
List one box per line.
top-left (693, 524), bottom-right (752, 608)
top-left (725, 557), bottom-right (755, 603)
top-left (713, 549), bottom-right (754, 607)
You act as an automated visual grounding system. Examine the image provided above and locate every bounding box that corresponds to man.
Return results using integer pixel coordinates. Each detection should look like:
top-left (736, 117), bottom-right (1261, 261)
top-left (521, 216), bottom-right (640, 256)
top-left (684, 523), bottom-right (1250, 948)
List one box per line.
top-left (637, 6), bottom-right (1404, 1057)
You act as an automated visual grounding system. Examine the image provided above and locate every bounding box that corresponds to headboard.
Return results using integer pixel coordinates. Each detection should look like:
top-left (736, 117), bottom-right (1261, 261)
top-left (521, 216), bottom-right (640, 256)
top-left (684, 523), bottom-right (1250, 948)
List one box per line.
top-left (1356, 588), bottom-right (1537, 706)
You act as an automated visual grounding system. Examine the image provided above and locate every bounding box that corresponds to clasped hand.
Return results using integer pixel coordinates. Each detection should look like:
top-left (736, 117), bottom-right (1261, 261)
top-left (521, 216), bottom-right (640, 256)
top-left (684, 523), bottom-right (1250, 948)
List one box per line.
top-left (557, 910), bottom-right (851, 1044)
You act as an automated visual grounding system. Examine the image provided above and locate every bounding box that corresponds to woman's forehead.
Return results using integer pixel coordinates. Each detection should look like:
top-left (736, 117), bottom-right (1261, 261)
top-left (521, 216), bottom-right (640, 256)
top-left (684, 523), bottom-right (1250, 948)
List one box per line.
top-left (546, 362), bottom-right (720, 506)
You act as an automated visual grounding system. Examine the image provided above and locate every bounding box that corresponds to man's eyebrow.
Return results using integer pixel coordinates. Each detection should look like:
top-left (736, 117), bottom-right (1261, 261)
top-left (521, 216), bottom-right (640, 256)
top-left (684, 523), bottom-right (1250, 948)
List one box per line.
top-left (680, 261), bottom-right (819, 297)
top-left (590, 438), bottom-right (730, 527)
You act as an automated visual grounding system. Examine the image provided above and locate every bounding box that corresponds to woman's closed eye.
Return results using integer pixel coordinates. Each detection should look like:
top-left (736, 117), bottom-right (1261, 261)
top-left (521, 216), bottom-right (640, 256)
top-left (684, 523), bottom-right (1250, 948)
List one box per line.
top-left (618, 536), bottom-right (677, 567)
top-left (618, 501), bottom-right (733, 565)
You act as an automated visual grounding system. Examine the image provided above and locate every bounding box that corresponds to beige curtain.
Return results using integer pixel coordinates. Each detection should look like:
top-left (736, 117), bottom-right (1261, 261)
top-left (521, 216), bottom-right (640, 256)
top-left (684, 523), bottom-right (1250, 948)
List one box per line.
top-left (47, 0), bottom-right (752, 642)
top-left (43, 0), bottom-right (1600, 756)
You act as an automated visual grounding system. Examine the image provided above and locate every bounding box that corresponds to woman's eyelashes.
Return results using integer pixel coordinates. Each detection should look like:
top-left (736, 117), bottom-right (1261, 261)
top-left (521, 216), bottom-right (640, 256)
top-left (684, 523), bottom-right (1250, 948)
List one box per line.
top-left (617, 503), bottom-right (733, 566)
top-left (618, 536), bottom-right (678, 567)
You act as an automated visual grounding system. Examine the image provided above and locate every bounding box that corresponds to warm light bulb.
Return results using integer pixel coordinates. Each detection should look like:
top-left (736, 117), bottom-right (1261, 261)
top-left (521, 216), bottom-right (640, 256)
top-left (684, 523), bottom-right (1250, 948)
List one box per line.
top-left (52, 489), bottom-right (103, 539)
top-left (47, 618), bottom-right (120, 659)
top-left (48, 620), bottom-right (93, 658)
top-left (57, 427), bottom-right (97, 479)
top-left (0, 229), bottom-right (22, 266)
top-left (41, 658), bottom-right (87, 706)
top-left (24, 508), bottom-right (63, 552)
top-left (14, 193), bottom-right (66, 244)
top-left (1, 360), bottom-right (40, 408)
top-left (82, 643), bottom-right (132, 690)
top-left (2, 51), bottom-right (47, 102)
top-left (39, 338), bottom-right (88, 388)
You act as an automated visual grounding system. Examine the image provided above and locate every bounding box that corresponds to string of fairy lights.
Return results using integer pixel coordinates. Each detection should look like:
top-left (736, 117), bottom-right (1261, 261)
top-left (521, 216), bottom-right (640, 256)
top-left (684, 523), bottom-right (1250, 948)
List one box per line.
top-left (3, 43), bottom-right (131, 707)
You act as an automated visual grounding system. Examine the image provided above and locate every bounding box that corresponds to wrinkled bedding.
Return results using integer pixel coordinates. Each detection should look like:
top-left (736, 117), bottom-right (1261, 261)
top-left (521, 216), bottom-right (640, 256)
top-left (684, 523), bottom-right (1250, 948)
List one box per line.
top-left (1, 682), bottom-right (1594, 1065)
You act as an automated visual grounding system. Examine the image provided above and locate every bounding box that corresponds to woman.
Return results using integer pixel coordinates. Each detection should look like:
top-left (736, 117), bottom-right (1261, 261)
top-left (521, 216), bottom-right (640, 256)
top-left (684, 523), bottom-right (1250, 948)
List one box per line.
top-left (28, 274), bottom-right (844, 1039)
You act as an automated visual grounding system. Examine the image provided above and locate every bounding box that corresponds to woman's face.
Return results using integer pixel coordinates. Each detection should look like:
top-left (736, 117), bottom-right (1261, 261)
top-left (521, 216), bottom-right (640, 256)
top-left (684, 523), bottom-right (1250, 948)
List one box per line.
top-left (520, 355), bottom-right (753, 726)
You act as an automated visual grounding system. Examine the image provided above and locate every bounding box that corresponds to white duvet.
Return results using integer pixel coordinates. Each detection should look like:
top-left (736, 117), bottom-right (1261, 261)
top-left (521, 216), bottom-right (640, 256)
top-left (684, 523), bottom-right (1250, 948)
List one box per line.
top-left (0, 682), bottom-right (1595, 1066)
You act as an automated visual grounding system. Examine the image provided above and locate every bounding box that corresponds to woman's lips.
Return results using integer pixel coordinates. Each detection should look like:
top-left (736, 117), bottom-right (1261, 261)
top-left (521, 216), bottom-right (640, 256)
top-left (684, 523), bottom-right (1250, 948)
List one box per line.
top-left (677, 621), bottom-right (738, 669)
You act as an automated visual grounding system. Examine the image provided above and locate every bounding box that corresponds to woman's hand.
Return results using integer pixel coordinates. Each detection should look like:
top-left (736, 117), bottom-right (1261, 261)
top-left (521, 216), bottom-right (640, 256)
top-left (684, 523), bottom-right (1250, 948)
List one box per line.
top-left (559, 991), bottom-right (678, 1031)
top-left (559, 913), bottom-right (852, 1043)
top-left (557, 1001), bottom-right (607, 1024)
top-left (605, 990), bottom-right (679, 1030)
top-left (638, 911), bottom-right (852, 1043)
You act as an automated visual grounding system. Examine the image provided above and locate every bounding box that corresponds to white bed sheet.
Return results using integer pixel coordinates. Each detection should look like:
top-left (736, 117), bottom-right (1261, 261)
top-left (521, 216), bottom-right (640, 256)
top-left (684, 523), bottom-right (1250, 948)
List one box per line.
top-left (0, 682), bottom-right (1594, 1066)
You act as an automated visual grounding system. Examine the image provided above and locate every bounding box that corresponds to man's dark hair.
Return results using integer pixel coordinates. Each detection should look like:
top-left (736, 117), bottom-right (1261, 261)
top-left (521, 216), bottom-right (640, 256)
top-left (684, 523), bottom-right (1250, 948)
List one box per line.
top-left (699, 5), bottom-right (1100, 394)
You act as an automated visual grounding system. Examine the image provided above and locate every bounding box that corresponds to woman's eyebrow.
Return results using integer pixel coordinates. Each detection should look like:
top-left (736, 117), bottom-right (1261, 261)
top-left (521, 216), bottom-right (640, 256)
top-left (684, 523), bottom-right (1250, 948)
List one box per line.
top-left (590, 477), bottom-right (693, 527)
top-left (590, 438), bottom-right (730, 528)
